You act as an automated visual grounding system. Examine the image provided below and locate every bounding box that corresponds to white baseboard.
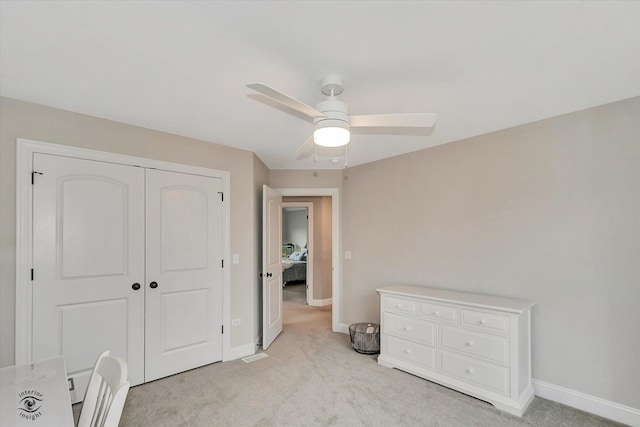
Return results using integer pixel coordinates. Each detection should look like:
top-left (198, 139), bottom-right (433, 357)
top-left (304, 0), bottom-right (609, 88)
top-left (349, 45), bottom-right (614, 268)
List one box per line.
top-left (533, 379), bottom-right (640, 426)
top-left (309, 297), bottom-right (332, 307)
top-left (223, 343), bottom-right (255, 362)
top-left (334, 323), bottom-right (349, 334)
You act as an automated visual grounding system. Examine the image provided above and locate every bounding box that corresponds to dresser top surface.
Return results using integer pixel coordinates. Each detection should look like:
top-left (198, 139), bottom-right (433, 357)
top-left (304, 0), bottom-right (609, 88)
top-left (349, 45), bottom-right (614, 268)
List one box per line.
top-left (377, 285), bottom-right (534, 313)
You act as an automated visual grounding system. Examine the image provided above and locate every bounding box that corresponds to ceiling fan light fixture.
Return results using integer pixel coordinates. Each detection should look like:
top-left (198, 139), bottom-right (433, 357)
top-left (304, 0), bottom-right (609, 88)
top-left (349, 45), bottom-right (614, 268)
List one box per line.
top-left (313, 119), bottom-right (350, 147)
top-left (314, 127), bottom-right (350, 147)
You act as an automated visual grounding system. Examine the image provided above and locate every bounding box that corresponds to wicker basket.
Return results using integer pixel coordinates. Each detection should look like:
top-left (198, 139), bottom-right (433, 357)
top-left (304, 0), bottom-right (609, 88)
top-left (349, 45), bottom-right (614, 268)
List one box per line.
top-left (348, 323), bottom-right (380, 354)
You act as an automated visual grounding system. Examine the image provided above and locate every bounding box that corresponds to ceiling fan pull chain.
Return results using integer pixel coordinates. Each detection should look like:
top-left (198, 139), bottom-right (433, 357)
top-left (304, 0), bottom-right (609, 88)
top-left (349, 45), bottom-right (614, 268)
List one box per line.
top-left (345, 144), bottom-right (349, 168)
top-left (313, 144), bottom-right (319, 163)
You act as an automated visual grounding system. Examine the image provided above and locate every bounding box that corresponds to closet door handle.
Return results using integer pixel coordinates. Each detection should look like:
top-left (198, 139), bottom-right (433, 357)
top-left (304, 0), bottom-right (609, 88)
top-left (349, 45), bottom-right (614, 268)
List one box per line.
top-left (149, 281), bottom-right (158, 289)
top-left (132, 283), bottom-right (141, 290)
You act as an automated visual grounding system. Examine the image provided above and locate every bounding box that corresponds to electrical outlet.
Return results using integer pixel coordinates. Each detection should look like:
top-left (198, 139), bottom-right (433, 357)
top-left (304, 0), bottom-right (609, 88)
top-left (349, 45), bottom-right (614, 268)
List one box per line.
top-left (231, 319), bottom-right (241, 326)
top-left (345, 250), bottom-right (352, 260)
top-left (232, 254), bottom-right (239, 264)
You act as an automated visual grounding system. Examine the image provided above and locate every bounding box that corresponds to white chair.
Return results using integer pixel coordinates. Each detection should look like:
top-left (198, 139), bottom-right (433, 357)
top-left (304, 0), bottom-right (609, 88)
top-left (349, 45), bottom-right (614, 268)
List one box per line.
top-left (77, 351), bottom-right (130, 427)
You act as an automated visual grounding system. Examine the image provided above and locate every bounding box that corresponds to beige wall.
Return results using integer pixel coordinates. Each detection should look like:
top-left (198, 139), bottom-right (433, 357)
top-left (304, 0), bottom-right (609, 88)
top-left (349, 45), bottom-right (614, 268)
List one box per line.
top-left (283, 196), bottom-right (332, 300)
top-left (269, 169), bottom-right (342, 189)
top-left (341, 97), bottom-right (640, 408)
top-left (0, 97), bottom-right (260, 366)
top-left (320, 197), bottom-right (333, 301)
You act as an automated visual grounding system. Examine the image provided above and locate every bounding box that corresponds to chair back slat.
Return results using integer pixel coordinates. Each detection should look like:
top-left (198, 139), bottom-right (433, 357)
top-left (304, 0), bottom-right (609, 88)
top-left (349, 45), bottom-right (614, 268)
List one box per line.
top-left (77, 351), bottom-right (130, 427)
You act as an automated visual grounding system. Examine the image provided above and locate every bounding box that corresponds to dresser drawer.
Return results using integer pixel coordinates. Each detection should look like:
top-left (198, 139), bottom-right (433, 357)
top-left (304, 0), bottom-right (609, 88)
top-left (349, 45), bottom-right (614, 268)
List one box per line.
top-left (417, 302), bottom-right (458, 323)
top-left (383, 296), bottom-right (415, 315)
top-left (383, 312), bottom-right (435, 346)
top-left (461, 310), bottom-right (510, 333)
top-left (440, 351), bottom-right (509, 395)
top-left (385, 335), bottom-right (436, 369)
top-left (440, 326), bottom-right (509, 365)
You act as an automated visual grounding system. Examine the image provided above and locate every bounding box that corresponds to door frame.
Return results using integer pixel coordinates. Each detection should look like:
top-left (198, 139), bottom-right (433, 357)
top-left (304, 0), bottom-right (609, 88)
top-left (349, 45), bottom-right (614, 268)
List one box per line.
top-left (275, 188), bottom-right (343, 333)
top-left (15, 138), bottom-right (232, 363)
top-left (281, 202), bottom-right (313, 305)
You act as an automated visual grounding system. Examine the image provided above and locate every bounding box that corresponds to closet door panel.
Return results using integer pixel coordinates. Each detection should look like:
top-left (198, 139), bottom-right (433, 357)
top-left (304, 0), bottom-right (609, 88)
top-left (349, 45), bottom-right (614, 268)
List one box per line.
top-left (32, 153), bottom-right (145, 403)
top-left (145, 169), bottom-right (224, 382)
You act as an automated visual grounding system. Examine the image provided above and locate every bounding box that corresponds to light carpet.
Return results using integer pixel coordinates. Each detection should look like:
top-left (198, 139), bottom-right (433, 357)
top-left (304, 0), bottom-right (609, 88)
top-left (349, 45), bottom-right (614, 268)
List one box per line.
top-left (283, 282), bottom-right (307, 305)
top-left (74, 301), bottom-right (621, 426)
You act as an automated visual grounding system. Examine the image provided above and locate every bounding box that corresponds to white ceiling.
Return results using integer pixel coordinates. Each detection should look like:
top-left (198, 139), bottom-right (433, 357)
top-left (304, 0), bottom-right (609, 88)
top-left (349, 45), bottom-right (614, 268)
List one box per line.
top-left (1, 1), bottom-right (639, 170)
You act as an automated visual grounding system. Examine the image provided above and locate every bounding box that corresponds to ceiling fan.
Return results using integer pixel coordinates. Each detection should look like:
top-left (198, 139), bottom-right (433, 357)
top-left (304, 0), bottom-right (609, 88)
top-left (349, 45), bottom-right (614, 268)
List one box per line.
top-left (246, 75), bottom-right (436, 162)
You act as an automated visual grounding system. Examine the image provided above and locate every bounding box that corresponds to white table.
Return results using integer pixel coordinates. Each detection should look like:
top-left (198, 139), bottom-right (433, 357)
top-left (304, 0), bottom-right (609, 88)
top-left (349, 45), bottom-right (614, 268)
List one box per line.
top-left (1, 356), bottom-right (74, 427)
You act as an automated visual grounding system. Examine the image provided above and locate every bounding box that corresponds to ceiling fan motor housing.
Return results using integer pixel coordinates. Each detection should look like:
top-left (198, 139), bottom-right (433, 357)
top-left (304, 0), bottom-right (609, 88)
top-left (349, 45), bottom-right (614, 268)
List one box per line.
top-left (314, 98), bottom-right (350, 129)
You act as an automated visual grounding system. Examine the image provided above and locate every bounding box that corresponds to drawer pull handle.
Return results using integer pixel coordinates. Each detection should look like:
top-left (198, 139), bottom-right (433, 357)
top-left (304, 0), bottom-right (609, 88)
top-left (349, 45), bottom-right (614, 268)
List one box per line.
top-left (433, 310), bottom-right (440, 315)
top-left (395, 304), bottom-right (402, 308)
top-left (403, 326), bottom-right (411, 331)
top-left (466, 368), bottom-right (474, 374)
top-left (404, 349), bottom-right (411, 354)
top-left (479, 319), bottom-right (487, 325)
top-left (465, 341), bottom-right (474, 347)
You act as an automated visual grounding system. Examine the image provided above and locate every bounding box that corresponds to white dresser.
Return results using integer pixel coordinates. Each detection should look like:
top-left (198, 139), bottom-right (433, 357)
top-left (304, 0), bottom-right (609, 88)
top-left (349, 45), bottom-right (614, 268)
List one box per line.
top-left (377, 285), bottom-right (534, 417)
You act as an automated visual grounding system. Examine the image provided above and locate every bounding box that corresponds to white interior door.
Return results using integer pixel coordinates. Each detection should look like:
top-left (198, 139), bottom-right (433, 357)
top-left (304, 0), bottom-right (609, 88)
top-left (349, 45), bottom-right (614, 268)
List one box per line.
top-left (32, 154), bottom-right (145, 403)
top-left (263, 185), bottom-right (283, 349)
top-left (144, 169), bottom-right (224, 381)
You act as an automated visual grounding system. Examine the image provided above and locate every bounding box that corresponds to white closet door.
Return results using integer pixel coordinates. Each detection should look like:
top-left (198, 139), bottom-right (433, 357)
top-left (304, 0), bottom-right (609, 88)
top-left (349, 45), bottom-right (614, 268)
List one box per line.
top-left (144, 169), bottom-right (223, 382)
top-left (32, 154), bottom-right (145, 403)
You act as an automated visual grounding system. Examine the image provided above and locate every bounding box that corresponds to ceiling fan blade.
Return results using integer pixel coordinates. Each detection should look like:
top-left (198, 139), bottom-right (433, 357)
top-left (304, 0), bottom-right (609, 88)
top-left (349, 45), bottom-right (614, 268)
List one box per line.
top-left (247, 83), bottom-right (325, 119)
top-left (350, 113), bottom-right (436, 128)
top-left (295, 136), bottom-right (315, 160)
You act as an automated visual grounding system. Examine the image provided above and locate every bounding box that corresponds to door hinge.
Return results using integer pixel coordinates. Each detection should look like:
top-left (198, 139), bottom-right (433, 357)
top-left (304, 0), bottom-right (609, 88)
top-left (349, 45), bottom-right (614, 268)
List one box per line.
top-left (221, 259), bottom-right (224, 268)
top-left (30, 269), bottom-right (34, 281)
top-left (31, 171), bottom-right (43, 185)
top-left (218, 191), bottom-right (224, 202)
top-left (221, 325), bottom-right (224, 334)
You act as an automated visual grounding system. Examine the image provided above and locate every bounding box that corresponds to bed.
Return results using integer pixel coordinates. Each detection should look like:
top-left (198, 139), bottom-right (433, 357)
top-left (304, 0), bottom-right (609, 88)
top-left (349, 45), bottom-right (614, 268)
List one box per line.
top-left (282, 249), bottom-right (307, 285)
top-left (282, 260), bottom-right (306, 284)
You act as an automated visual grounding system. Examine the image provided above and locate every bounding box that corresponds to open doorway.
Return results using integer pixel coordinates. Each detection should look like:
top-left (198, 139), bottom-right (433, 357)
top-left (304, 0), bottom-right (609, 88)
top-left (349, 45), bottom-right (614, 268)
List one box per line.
top-left (281, 196), bottom-right (333, 308)
top-left (261, 186), bottom-right (340, 351)
top-left (281, 196), bottom-right (333, 338)
top-left (282, 203), bottom-right (312, 305)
